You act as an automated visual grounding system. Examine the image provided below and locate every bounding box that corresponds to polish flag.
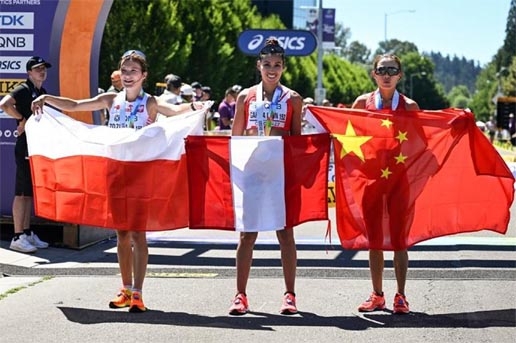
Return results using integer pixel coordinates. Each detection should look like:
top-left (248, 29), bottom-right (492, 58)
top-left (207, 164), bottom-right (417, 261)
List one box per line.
top-left (25, 106), bottom-right (205, 231)
top-left (185, 134), bottom-right (331, 232)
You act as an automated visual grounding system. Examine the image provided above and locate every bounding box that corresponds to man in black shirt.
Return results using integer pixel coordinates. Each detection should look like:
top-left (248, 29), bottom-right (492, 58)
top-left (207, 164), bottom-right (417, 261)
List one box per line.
top-left (0, 56), bottom-right (51, 253)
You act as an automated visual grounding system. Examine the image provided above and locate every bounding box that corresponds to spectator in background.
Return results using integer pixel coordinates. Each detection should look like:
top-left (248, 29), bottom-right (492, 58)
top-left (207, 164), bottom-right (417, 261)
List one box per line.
top-left (486, 116), bottom-right (496, 143)
top-left (232, 84), bottom-right (242, 94)
top-left (180, 84), bottom-right (194, 103)
top-left (231, 85), bottom-right (243, 113)
top-left (159, 74), bottom-right (183, 105)
top-left (201, 86), bottom-right (212, 101)
top-left (218, 87), bottom-right (237, 130)
top-left (107, 70), bottom-right (123, 93)
top-left (191, 81), bottom-right (203, 101)
top-left (301, 97), bottom-right (315, 132)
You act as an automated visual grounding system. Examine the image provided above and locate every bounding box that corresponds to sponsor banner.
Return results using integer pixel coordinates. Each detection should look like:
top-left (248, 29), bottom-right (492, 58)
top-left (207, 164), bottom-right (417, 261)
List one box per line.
top-left (0, 56), bottom-right (30, 73)
top-left (0, 1), bottom-right (113, 216)
top-left (305, 8), bottom-right (336, 49)
top-left (322, 8), bottom-right (335, 49)
top-left (0, 12), bottom-right (34, 29)
top-left (0, 78), bottom-right (24, 95)
top-left (0, 33), bottom-right (34, 51)
top-left (238, 29), bottom-right (317, 56)
top-left (0, 117), bottom-right (17, 216)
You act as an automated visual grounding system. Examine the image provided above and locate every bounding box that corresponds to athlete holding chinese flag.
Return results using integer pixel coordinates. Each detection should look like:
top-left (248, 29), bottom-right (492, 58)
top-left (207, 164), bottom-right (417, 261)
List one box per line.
top-left (351, 54), bottom-right (419, 315)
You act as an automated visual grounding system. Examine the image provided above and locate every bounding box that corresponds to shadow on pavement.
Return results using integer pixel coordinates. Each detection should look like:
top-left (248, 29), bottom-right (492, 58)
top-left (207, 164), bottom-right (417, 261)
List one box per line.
top-left (58, 306), bottom-right (516, 330)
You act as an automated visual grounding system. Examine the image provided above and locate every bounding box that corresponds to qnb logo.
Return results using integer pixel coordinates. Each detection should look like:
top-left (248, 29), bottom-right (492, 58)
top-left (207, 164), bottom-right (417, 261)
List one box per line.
top-left (0, 129), bottom-right (19, 139)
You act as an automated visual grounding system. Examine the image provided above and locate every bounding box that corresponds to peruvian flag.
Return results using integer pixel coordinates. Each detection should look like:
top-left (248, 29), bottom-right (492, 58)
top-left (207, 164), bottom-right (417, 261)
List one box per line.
top-left (306, 106), bottom-right (514, 250)
top-left (185, 134), bottom-right (331, 231)
top-left (25, 106), bottom-right (205, 231)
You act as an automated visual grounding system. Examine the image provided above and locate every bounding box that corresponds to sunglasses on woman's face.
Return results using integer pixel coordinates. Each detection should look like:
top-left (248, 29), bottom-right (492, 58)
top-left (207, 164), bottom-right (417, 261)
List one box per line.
top-left (374, 66), bottom-right (400, 76)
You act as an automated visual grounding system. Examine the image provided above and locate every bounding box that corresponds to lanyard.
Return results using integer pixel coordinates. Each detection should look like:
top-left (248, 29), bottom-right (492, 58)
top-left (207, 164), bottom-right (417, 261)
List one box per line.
top-left (374, 89), bottom-right (399, 110)
top-left (256, 82), bottom-right (282, 136)
top-left (119, 89), bottom-right (145, 128)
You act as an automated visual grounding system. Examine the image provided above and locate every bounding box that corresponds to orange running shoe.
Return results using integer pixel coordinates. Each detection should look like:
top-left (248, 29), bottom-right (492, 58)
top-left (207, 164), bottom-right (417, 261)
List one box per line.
top-left (358, 292), bottom-right (386, 312)
top-left (229, 293), bottom-right (249, 315)
top-left (393, 293), bottom-right (410, 314)
top-left (280, 292), bottom-right (298, 315)
top-left (108, 288), bottom-right (132, 309)
top-left (129, 291), bottom-right (147, 313)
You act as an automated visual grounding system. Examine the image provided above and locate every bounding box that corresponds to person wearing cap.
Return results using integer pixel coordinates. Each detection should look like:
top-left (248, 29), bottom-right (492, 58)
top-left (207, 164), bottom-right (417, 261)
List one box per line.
top-left (0, 56), bottom-right (52, 253)
top-left (191, 81), bottom-right (203, 101)
top-left (31, 50), bottom-right (206, 313)
top-left (201, 86), bottom-right (212, 101)
top-left (232, 84), bottom-right (242, 94)
top-left (180, 84), bottom-right (194, 103)
top-left (158, 73), bottom-right (183, 105)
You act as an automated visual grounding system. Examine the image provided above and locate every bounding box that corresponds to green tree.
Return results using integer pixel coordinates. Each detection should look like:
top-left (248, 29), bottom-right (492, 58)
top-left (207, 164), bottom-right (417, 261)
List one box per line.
top-left (495, 0), bottom-right (516, 70)
top-left (502, 56), bottom-right (516, 96)
top-left (448, 85), bottom-right (471, 99)
top-left (375, 39), bottom-right (418, 57)
top-left (448, 85), bottom-right (472, 108)
top-left (334, 22), bottom-right (351, 57)
top-left (344, 41), bottom-right (371, 64)
top-left (469, 64), bottom-right (499, 120)
top-left (100, 0), bottom-right (292, 101)
top-left (399, 52), bottom-right (449, 110)
top-left (100, 0), bottom-right (185, 92)
top-left (323, 54), bottom-right (373, 105)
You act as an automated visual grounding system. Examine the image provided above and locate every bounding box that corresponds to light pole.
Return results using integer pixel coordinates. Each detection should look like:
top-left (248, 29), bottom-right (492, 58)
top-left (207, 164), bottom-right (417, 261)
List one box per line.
top-left (316, 0), bottom-right (324, 104)
top-left (384, 10), bottom-right (416, 43)
top-left (301, 1), bottom-right (325, 105)
top-left (410, 72), bottom-right (426, 99)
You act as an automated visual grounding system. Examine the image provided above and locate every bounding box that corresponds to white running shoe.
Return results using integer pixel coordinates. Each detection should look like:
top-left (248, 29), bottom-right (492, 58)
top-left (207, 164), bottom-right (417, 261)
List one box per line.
top-left (10, 234), bottom-right (37, 253)
top-left (27, 231), bottom-right (49, 249)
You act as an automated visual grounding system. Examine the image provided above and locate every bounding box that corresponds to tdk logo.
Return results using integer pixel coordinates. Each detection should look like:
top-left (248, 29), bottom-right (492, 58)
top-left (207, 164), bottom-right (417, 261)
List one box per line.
top-left (0, 13), bottom-right (34, 30)
top-left (238, 30), bottom-right (317, 56)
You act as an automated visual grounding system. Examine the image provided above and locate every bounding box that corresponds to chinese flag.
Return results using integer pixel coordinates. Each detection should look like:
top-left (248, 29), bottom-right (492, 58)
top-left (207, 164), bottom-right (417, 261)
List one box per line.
top-left (185, 134), bottom-right (330, 232)
top-left (306, 106), bottom-right (514, 250)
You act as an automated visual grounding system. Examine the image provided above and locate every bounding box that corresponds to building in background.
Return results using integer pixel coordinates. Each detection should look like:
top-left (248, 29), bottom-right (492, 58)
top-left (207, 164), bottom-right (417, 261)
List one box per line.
top-left (252, 0), bottom-right (294, 28)
top-left (293, 0), bottom-right (317, 29)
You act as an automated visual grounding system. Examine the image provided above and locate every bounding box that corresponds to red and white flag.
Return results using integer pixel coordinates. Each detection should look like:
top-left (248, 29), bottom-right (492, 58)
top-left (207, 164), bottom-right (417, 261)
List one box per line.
top-left (25, 106), bottom-right (205, 231)
top-left (185, 134), bottom-right (331, 232)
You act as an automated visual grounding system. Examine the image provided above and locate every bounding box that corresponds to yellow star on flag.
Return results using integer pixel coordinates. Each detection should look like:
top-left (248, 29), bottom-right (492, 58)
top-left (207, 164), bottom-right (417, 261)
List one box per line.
top-left (395, 152), bottom-right (408, 164)
top-left (333, 121), bottom-right (372, 161)
top-left (396, 131), bottom-right (408, 143)
top-left (381, 118), bottom-right (393, 129)
top-left (381, 167), bottom-right (392, 179)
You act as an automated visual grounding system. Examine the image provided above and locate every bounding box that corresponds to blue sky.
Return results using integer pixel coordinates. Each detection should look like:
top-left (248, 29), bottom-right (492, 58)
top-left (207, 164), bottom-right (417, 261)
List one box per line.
top-left (313, 0), bottom-right (511, 66)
